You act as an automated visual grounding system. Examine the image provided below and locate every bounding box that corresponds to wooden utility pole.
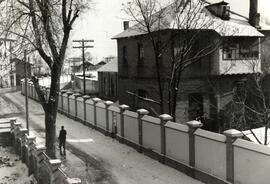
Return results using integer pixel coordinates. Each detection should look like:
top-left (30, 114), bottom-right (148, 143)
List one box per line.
top-left (73, 39), bottom-right (94, 94)
top-left (24, 50), bottom-right (29, 135)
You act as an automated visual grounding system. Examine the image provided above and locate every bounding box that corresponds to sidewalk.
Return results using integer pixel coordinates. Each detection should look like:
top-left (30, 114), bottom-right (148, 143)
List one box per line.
top-left (5, 91), bottom-right (204, 184)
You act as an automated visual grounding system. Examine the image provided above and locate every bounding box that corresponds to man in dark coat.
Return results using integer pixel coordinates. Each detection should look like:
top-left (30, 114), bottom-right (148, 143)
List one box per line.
top-left (58, 126), bottom-right (67, 155)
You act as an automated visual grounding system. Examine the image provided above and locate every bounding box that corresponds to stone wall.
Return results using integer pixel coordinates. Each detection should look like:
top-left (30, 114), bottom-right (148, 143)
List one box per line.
top-left (9, 118), bottom-right (81, 184)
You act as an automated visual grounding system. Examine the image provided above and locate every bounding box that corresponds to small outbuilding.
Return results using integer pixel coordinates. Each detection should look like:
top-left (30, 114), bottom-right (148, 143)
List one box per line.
top-left (97, 59), bottom-right (118, 101)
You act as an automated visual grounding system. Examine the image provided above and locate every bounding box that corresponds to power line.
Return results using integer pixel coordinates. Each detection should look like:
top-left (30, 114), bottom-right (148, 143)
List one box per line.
top-left (72, 39), bottom-right (94, 94)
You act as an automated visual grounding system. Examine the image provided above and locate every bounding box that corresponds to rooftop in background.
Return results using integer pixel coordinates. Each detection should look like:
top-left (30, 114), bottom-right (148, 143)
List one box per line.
top-left (97, 58), bottom-right (118, 73)
top-left (113, 0), bottom-right (265, 39)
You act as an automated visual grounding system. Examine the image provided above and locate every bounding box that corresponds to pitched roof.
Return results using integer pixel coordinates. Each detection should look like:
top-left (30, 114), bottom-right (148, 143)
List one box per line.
top-left (97, 59), bottom-right (118, 73)
top-left (113, 0), bottom-right (263, 39)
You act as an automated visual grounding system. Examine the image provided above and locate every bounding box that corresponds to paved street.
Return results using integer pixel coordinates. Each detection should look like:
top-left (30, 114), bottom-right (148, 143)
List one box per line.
top-left (0, 89), bottom-right (204, 184)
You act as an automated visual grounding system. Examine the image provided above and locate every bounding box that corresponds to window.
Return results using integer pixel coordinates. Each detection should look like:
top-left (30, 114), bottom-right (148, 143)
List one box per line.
top-left (138, 43), bottom-right (144, 63)
top-left (110, 77), bottom-right (115, 96)
top-left (223, 41), bottom-right (259, 60)
top-left (122, 46), bottom-right (127, 65)
top-left (137, 89), bottom-right (148, 98)
top-left (222, 5), bottom-right (230, 20)
top-left (223, 43), bottom-right (239, 60)
top-left (133, 89), bottom-right (148, 109)
top-left (173, 40), bottom-right (187, 58)
top-left (174, 47), bottom-right (181, 57)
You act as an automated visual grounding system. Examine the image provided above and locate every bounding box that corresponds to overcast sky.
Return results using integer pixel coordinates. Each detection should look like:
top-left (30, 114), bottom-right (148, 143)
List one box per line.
top-left (69, 0), bottom-right (270, 62)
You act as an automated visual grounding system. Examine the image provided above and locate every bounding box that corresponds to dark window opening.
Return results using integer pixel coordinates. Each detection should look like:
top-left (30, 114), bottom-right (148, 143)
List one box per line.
top-left (138, 43), bottom-right (144, 64)
top-left (222, 5), bottom-right (230, 20)
top-left (123, 46), bottom-right (128, 65)
top-left (137, 89), bottom-right (148, 98)
top-left (110, 77), bottom-right (115, 96)
top-left (133, 89), bottom-right (148, 109)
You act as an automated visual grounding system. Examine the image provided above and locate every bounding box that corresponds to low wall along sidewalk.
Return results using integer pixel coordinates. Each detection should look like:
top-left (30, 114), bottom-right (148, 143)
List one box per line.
top-left (21, 81), bottom-right (270, 184)
top-left (8, 118), bottom-right (81, 184)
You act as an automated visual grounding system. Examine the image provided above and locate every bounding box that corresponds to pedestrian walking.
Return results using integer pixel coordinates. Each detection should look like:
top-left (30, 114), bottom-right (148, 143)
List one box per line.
top-left (58, 126), bottom-right (67, 156)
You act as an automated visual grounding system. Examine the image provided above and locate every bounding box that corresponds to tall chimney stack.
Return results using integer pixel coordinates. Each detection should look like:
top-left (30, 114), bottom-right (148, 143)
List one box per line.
top-left (123, 21), bottom-right (129, 30)
top-left (249, 0), bottom-right (260, 28)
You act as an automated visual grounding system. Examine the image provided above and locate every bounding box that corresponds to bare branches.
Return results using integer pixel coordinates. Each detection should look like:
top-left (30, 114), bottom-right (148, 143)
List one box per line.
top-left (123, 0), bottom-right (222, 118)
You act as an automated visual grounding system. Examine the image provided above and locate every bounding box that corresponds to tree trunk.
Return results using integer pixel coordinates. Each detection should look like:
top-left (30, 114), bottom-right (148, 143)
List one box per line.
top-left (44, 66), bottom-right (61, 158)
top-left (171, 88), bottom-right (178, 122)
top-left (264, 113), bottom-right (268, 145)
top-left (45, 111), bottom-right (57, 158)
top-left (154, 53), bottom-right (164, 114)
top-left (169, 70), bottom-right (177, 121)
top-left (171, 65), bottom-right (182, 122)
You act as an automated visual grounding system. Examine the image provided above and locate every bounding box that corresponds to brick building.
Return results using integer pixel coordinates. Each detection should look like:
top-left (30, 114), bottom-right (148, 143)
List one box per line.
top-left (113, 0), bottom-right (270, 131)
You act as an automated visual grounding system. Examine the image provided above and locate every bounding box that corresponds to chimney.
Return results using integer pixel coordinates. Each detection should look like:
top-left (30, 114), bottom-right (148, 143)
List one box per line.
top-left (123, 21), bottom-right (129, 30)
top-left (249, 0), bottom-right (260, 28)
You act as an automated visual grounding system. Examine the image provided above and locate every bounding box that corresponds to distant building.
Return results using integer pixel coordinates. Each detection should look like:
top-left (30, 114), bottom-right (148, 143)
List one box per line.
top-left (97, 59), bottom-right (118, 101)
top-left (0, 38), bottom-right (16, 87)
top-left (11, 58), bottom-right (32, 86)
top-left (31, 55), bottom-right (50, 77)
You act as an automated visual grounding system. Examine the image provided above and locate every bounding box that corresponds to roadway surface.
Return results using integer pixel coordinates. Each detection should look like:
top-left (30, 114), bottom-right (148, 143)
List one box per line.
top-left (0, 88), bottom-right (204, 184)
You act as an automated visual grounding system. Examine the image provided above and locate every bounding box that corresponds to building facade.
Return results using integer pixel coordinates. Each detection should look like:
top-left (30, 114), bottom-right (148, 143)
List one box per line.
top-left (114, 0), bottom-right (268, 131)
top-left (97, 59), bottom-right (118, 101)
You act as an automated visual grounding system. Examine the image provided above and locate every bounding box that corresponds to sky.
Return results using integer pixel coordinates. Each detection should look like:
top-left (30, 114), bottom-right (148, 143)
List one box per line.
top-left (69, 0), bottom-right (270, 62)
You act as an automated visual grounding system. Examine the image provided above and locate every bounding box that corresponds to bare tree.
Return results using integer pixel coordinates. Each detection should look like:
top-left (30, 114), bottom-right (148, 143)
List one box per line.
top-left (0, 0), bottom-right (89, 157)
top-left (219, 44), bottom-right (270, 145)
top-left (124, 0), bottom-right (222, 120)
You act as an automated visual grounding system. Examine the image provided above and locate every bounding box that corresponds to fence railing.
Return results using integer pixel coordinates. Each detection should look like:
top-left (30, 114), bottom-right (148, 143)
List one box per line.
top-left (21, 81), bottom-right (270, 184)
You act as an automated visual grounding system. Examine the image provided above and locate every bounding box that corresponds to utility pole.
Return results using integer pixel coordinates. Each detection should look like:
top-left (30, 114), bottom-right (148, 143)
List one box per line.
top-left (24, 50), bottom-right (29, 135)
top-left (73, 39), bottom-right (94, 94)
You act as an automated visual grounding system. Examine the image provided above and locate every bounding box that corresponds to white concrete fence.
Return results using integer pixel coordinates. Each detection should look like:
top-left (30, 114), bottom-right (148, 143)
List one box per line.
top-left (21, 81), bottom-right (270, 184)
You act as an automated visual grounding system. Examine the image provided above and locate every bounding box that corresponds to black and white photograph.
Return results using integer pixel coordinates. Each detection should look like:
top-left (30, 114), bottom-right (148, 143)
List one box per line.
top-left (0, 0), bottom-right (270, 183)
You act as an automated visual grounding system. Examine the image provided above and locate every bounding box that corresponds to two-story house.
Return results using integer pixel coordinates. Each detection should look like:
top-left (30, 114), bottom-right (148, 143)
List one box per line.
top-left (113, 0), bottom-right (268, 131)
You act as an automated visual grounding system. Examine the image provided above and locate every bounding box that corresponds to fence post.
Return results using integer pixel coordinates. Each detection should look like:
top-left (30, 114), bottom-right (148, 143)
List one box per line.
top-left (92, 98), bottom-right (101, 129)
top-left (186, 120), bottom-right (203, 168)
top-left (137, 109), bottom-right (149, 153)
top-left (26, 135), bottom-right (36, 175)
top-left (82, 95), bottom-right (90, 124)
top-left (10, 118), bottom-right (17, 145)
top-left (224, 129), bottom-right (243, 183)
top-left (13, 122), bottom-right (22, 145)
top-left (119, 105), bottom-right (129, 142)
top-left (10, 118), bottom-right (17, 130)
top-left (49, 159), bottom-right (61, 184)
top-left (105, 101), bottom-right (114, 136)
top-left (21, 132), bottom-right (28, 163)
top-left (19, 128), bottom-right (28, 157)
top-left (34, 145), bottom-right (46, 179)
top-left (66, 91), bottom-right (73, 116)
top-left (159, 114), bottom-right (173, 163)
top-left (73, 93), bottom-right (81, 119)
top-left (60, 90), bottom-right (67, 112)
